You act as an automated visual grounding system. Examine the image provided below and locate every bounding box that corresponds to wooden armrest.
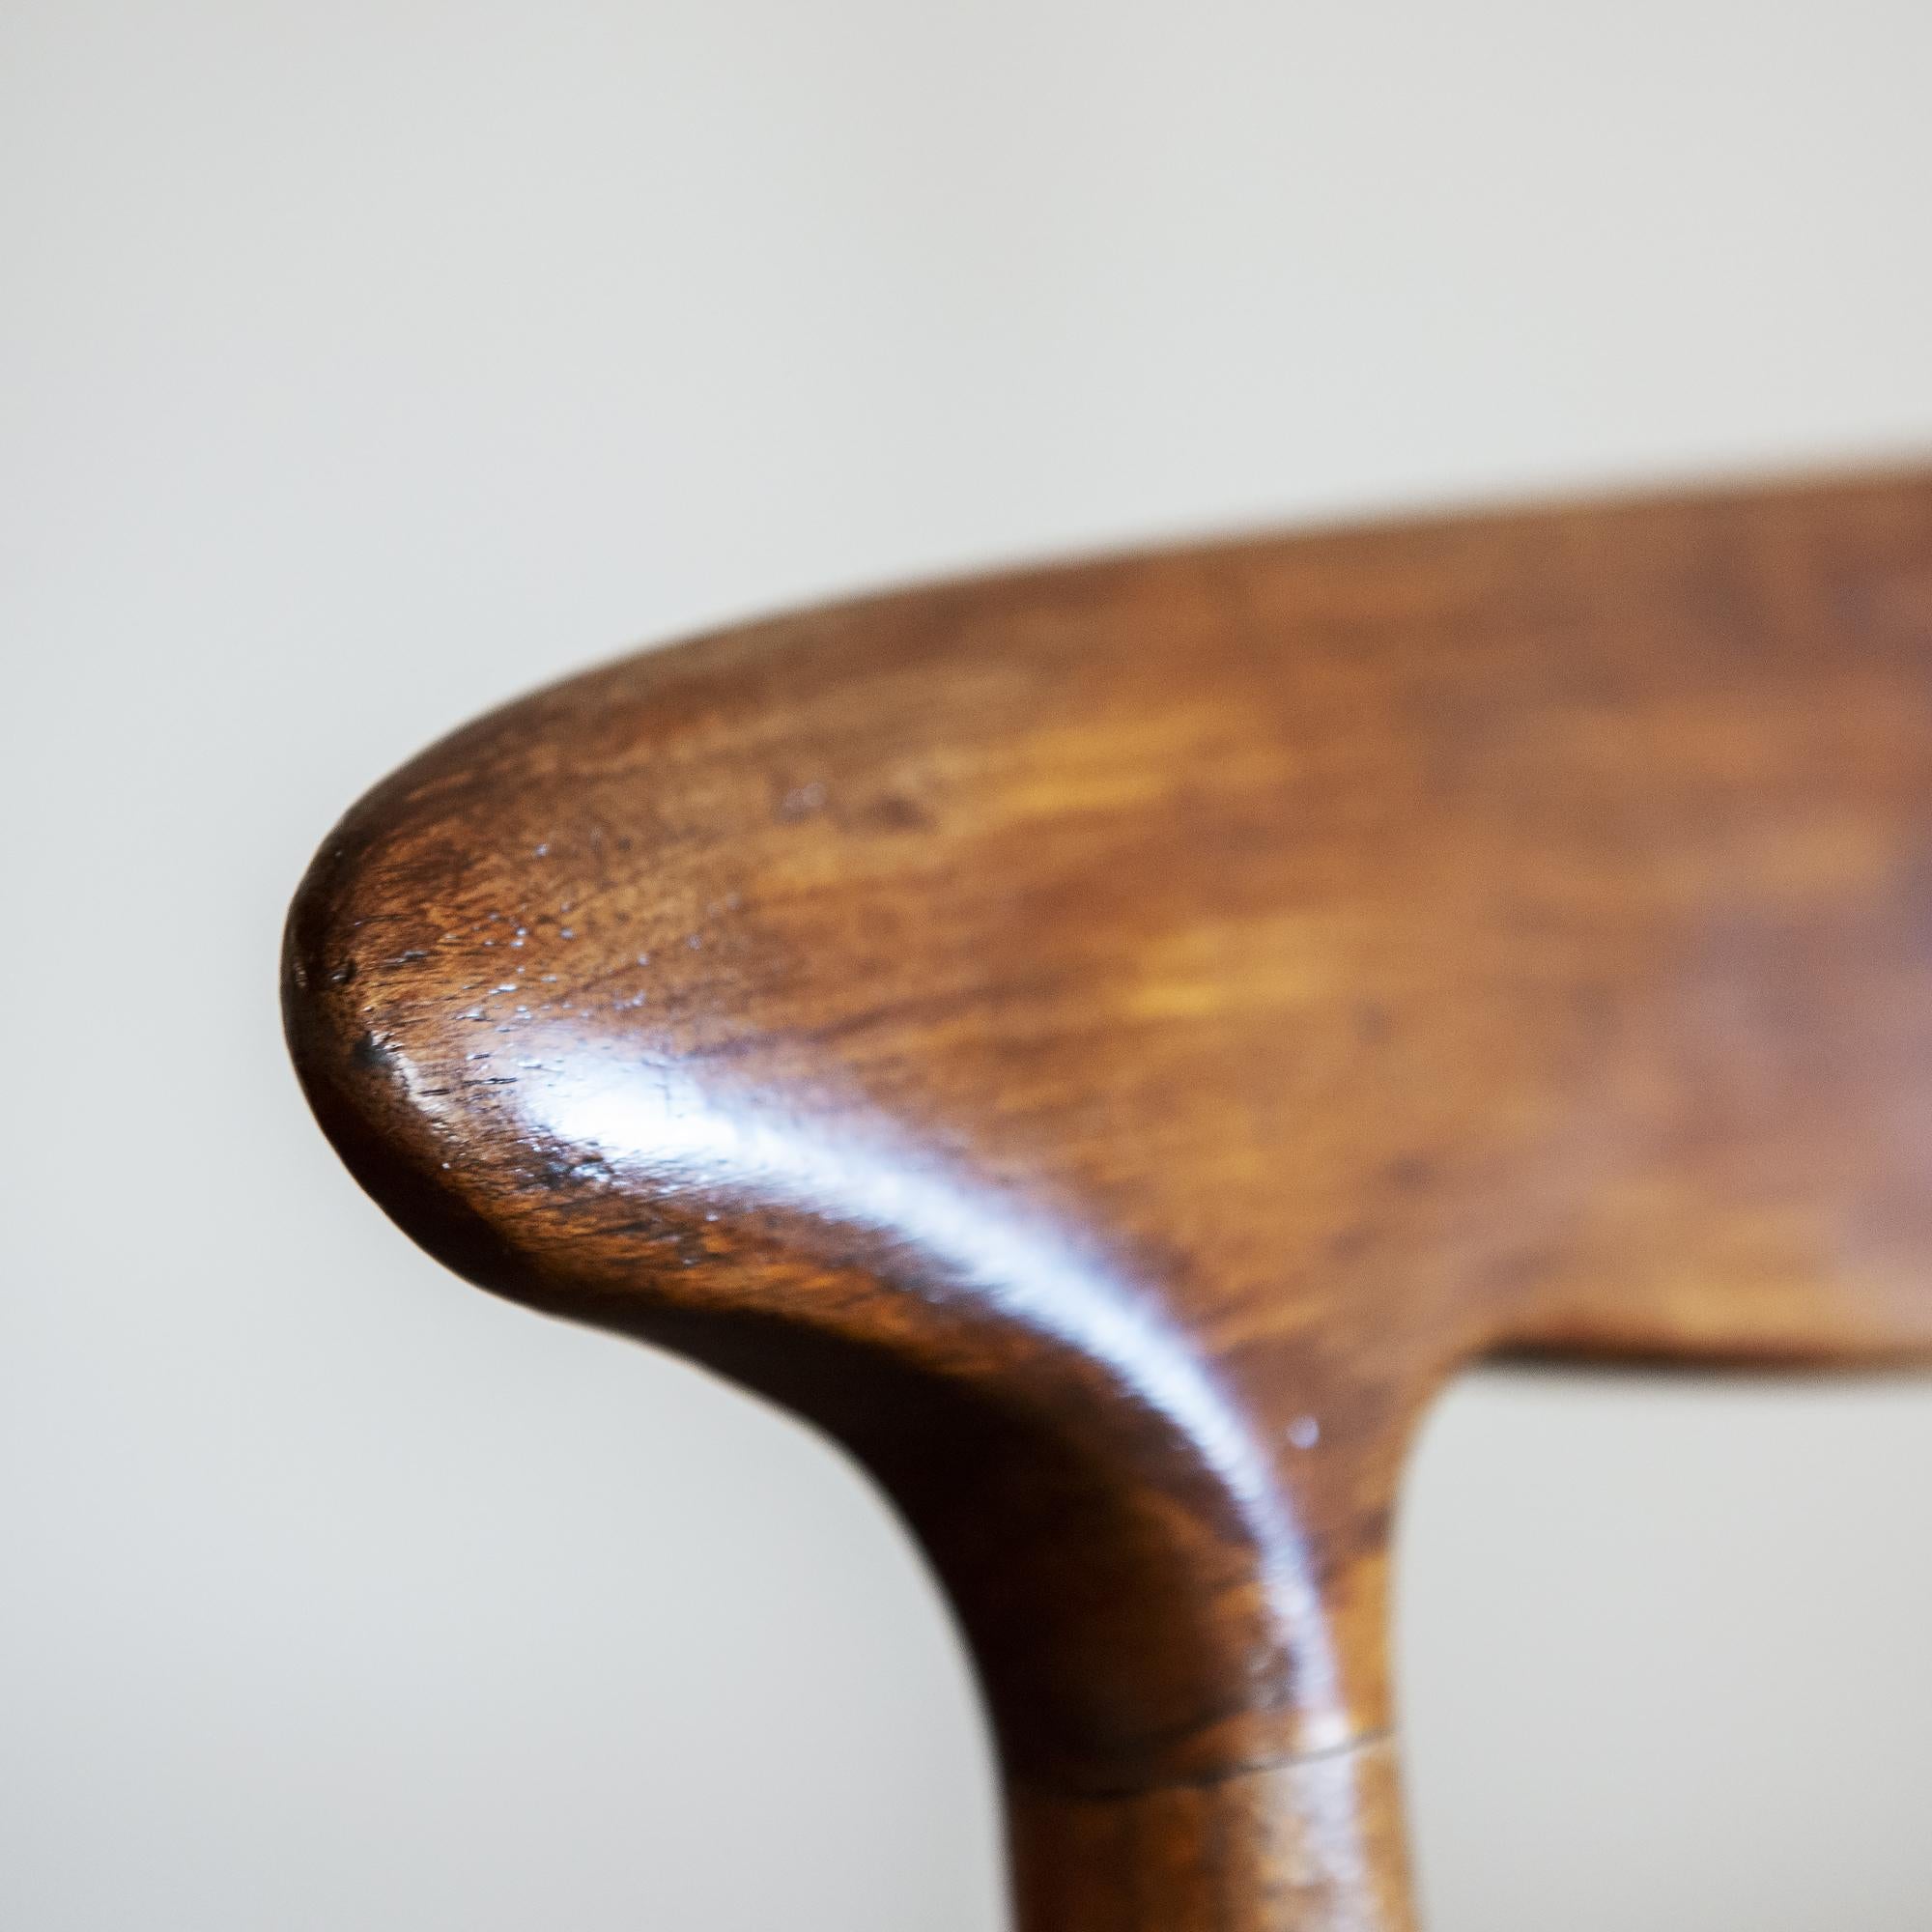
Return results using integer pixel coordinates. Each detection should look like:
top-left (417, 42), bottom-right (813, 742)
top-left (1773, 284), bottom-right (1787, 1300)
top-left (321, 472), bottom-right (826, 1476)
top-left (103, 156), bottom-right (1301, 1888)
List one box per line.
top-left (283, 469), bottom-right (1932, 1930)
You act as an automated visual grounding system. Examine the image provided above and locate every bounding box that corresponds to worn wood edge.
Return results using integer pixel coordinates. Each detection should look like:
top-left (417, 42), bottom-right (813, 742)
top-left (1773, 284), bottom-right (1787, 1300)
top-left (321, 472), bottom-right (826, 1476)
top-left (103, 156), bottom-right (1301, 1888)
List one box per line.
top-left (283, 932), bottom-right (1406, 1794)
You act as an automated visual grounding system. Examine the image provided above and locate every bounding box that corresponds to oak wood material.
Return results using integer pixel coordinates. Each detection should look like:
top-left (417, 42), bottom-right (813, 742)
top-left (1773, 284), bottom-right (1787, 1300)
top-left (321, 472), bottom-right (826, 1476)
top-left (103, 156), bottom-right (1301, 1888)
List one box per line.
top-left (284, 469), bottom-right (1932, 1929)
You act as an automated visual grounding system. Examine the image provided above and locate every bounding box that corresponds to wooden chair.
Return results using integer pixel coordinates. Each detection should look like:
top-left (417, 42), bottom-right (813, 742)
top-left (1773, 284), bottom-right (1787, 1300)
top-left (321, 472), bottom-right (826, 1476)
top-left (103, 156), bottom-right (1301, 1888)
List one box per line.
top-left (282, 469), bottom-right (1932, 1929)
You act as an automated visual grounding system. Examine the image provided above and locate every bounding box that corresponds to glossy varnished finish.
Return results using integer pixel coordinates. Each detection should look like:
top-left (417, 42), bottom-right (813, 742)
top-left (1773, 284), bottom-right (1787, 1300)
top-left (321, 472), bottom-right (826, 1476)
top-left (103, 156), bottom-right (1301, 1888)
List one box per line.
top-left (285, 470), bottom-right (1932, 1928)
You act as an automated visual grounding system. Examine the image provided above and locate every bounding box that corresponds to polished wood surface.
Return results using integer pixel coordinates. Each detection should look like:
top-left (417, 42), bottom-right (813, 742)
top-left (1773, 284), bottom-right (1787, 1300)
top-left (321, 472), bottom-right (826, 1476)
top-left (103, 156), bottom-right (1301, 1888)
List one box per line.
top-left (284, 469), bottom-right (1932, 1929)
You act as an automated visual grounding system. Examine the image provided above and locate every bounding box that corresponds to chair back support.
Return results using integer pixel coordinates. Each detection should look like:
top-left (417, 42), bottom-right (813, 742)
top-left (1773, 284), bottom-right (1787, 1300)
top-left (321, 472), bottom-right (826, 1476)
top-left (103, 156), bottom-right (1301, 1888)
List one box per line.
top-left (285, 470), bottom-right (1932, 1928)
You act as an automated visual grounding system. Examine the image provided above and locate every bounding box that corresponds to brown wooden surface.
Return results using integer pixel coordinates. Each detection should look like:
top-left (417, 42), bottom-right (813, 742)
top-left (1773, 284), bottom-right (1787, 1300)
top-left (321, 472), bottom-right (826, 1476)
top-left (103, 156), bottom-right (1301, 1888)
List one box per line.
top-left (284, 468), bottom-right (1932, 1929)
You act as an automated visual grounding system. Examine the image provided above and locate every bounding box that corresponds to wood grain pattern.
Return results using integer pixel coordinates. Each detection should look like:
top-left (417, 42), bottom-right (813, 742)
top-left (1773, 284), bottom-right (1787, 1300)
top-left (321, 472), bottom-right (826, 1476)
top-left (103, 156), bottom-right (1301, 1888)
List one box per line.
top-left (284, 468), bottom-right (1932, 1928)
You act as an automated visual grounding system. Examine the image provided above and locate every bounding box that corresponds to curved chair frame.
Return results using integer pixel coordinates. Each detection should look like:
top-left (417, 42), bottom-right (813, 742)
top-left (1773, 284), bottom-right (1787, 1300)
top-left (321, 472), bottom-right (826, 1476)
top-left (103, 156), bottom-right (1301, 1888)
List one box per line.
top-left (285, 469), bottom-right (1932, 1928)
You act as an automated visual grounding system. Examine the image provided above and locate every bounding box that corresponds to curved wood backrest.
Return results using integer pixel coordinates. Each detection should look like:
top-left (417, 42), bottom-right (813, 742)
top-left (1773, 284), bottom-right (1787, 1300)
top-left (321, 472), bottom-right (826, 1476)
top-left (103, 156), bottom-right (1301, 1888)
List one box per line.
top-left (284, 469), bottom-right (1932, 1929)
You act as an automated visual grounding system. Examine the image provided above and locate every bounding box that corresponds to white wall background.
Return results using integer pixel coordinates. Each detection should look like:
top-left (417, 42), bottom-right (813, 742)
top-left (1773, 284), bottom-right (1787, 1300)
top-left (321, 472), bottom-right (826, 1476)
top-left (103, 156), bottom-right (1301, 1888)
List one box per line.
top-left (5, 3), bottom-right (1931, 1926)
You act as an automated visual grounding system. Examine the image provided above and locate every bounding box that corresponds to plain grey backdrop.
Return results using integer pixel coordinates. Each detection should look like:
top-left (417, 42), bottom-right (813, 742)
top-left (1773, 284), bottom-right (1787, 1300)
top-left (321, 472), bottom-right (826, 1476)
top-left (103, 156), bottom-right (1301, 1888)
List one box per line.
top-left (6, 2), bottom-right (1932, 1926)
